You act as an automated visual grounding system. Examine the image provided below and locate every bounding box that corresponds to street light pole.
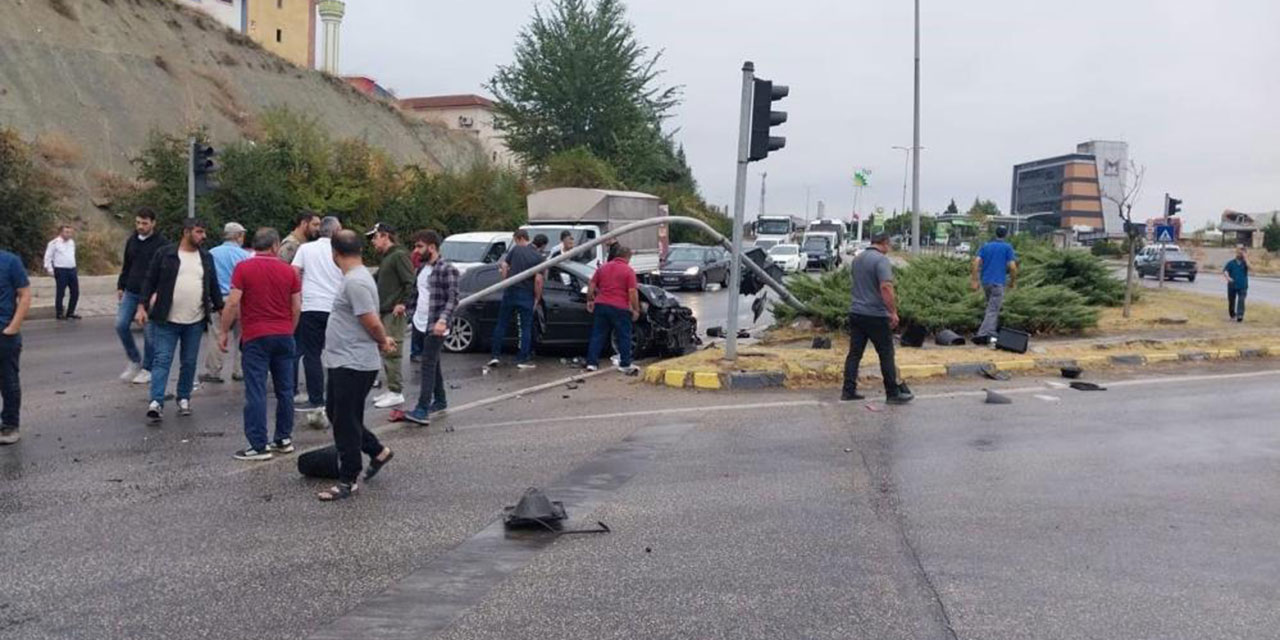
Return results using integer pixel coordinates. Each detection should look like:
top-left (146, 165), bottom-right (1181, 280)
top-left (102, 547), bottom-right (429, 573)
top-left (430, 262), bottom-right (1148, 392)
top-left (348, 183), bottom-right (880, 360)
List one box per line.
top-left (910, 0), bottom-right (922, 254)
top-left (726, 61), bottom-right (755, 362)
top-left (893, 146), bottom-right (910, 219)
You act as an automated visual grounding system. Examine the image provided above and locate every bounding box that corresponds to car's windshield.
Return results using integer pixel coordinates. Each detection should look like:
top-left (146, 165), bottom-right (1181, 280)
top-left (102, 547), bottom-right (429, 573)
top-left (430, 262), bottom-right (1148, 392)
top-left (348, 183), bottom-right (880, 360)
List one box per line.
top-left (666, 247), bottom-right (706, 263)
top-left (757, 220), bottom-right (792, 235)
top-left (770, 245), bottom-right (799, 256)
top-left (803, 238), bottom-right (830, 250)
top-left (441, 241), bottom-right (495, 263)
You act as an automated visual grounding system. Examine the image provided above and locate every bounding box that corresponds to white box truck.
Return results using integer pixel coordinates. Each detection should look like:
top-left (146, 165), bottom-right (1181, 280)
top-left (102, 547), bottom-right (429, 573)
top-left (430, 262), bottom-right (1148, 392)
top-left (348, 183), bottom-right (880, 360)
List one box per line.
top-left (522, 188), bottom-right (665, 273)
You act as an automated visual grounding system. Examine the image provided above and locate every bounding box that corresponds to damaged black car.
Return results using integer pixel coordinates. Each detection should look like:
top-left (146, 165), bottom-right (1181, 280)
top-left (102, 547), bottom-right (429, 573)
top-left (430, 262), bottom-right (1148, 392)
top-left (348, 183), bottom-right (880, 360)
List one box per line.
top-left (444, 261), bottom-right (700, 357)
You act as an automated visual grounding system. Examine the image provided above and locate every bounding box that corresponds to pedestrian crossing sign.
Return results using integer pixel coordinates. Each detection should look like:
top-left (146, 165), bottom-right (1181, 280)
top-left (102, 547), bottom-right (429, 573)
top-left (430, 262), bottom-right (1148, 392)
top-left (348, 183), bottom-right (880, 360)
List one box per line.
top-left (1155, 225), bottom-right (1176, 243)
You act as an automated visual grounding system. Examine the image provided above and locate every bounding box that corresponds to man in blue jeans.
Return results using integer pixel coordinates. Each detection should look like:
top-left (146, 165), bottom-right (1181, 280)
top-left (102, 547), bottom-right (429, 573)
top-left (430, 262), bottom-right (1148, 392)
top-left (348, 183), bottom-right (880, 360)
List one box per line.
top-left (971, 226), bottom-right (1019, 344)
top-left (488, 229), bottom-right (544, 370)
top-left (221, 228), bottom-right (302, 461)
top-left (115, 208), bottom-right (168, 385)
top-left (1223, 245), bottom-right (1249, 322)
top-left (0, 249), bottom-right (31, 445)
top-left (139, 218), bottom-right (223, 423)
top-left (584, 245), bottom-right (641, 374)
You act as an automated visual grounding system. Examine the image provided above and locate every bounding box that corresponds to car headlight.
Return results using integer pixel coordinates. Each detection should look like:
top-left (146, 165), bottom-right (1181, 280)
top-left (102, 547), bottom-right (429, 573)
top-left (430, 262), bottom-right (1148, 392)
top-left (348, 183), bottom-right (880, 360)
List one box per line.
top-left (684, 266), bottom-right (700, 276)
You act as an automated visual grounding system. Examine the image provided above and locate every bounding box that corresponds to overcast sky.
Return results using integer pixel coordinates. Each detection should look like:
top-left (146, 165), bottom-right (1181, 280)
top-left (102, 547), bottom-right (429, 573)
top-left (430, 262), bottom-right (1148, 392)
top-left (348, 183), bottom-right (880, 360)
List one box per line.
top-left (339, 0), bottom-right (1279, 229)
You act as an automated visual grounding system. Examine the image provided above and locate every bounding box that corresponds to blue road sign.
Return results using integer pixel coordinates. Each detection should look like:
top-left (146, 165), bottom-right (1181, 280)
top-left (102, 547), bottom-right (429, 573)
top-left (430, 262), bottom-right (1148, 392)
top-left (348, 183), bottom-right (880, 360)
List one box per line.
top-left (1155, 225), bottom-right (1177, 243)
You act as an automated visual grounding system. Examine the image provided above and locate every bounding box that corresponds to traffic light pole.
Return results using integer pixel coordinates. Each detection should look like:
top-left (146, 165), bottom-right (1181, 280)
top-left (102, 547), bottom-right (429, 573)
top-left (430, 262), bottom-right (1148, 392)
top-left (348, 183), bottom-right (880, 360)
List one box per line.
top-left (1158, 193), bottom-right (1168, 288)
top-left (725, 61), bottom-right (755, 362)
top-left (187, 136), bottom-right (196, 219)
top-left (910, 0), bottom-right (922, 254)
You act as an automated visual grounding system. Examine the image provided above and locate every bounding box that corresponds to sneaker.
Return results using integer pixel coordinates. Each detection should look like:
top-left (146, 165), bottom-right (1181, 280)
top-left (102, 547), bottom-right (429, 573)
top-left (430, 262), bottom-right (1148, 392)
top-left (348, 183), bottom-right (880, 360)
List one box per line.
top-left (374, 392), bottom-right (405, 409)
top-left (584, 364), bottom-right (599, 372)
top-left (840, 391), bottom-right (866, 402)
top-left (610, 355), bottom-right (621, 367)
top-left (265, 438), bottom-right (295, 454)
top-left (146, 401), bottom-right (163, 422)
top-left (615, 365), bottom-right (640, 375)
top-left (177, 399), bottom-right (192, 417)
top-left (294, 401), bottom-right (325, 412)
top-left (1237, 316), bottom-right (1244, 323)
top-left (486, 358), bottom-right (501, 367)
top-left (66, 313), bottom-right (82, 320)
top-left (231, 372), bottom-right (244, 382)
top-left (403, 408), bottom-right (430, 426)
top-left (131, 369), bottom-right (152, 385)
top-left (371, 390), bottom-right (391, 404)
top-left (120, 362), bottom-right (142, 382)
top-left (428, 401), bottom-right (448, 413)
top-left (373, 379), bottom-right (383, 389)
top-left (293, 392), bottom-right (309, 404)
top-left (886, 392), bottom-right (915, 405)
top-left (516, 362), bottom-right (537, 370)
top-left (199, 374), bottom-right (225, 384)
top-left (233, 447), bottom-right (273, 461)
top-left (0, 427), bottom-right (19, 445)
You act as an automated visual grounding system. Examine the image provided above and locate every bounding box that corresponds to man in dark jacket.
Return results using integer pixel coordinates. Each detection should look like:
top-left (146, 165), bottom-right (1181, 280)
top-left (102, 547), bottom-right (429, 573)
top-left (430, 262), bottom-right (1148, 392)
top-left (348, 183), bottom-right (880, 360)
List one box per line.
top-left (367, 222), bottom-right (415, 409)
top-left (139, 218), bottom-right (223, 423)
top-left (115, 207), bottom-right (168, 385)
top-left (403, 230), bottom-right (459, 426)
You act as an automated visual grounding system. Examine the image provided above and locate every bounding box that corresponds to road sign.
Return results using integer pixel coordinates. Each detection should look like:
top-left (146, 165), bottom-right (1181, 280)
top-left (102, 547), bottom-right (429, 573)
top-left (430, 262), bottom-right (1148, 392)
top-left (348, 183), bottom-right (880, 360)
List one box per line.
top-left (1155, 225), bottom-right (1176, 243)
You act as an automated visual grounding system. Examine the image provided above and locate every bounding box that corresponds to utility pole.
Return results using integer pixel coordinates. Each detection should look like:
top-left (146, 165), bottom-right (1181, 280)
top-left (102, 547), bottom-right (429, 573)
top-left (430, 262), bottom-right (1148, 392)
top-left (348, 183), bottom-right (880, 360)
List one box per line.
top-left (805, 185), bottom-right (811, 220)
top-left (726, 62), bottom-right (755, 362)
top-left (187, 136), bottom-right (196, 219)
top-left (910, 0), bottom-right (922, 254)
top-left (893, 146), bottom-right (910, 223)
top-left (759, 172), bottom-right (768, 217)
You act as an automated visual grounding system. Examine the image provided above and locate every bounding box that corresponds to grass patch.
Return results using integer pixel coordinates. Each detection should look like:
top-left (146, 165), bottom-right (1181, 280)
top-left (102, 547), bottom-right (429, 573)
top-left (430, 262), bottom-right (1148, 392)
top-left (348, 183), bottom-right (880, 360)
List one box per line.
top-left (33, 132), bottom-right (84, 168)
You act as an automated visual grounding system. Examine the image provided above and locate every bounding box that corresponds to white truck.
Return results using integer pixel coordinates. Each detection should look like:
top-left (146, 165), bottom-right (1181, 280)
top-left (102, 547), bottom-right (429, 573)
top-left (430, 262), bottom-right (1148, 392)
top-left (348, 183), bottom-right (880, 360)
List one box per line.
top-left (522, 188), bottom-right (665, 274)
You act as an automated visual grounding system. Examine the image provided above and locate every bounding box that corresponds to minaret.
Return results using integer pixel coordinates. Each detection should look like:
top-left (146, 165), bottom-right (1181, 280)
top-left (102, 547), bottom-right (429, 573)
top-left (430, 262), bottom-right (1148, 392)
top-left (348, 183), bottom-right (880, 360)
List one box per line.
top-left (317, 0), bottom-right (345, 75)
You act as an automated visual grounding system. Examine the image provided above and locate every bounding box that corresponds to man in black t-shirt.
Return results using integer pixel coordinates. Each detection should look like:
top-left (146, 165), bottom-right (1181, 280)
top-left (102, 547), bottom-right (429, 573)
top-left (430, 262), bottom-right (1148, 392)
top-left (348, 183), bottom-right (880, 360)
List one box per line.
top-left (488, 230), bottom-right (545, 369)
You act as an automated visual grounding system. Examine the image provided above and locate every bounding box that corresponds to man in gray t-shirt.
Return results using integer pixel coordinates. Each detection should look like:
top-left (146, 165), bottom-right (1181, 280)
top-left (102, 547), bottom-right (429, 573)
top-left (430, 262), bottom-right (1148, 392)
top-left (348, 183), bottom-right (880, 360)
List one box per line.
top-left (842, 233), bottom-right (912, 405)
top-left (316, 230), bottom-right (395, 501)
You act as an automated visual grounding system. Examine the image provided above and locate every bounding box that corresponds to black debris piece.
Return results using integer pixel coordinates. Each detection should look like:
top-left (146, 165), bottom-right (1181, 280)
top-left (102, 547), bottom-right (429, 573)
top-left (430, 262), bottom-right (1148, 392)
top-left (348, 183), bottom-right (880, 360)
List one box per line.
top-left (706, 326), bottom-right (724, 338)
top-left (448, 383), bottom-right (461, 390)
top-left (811, 336), bottom-right (832, 349)
top-left (980, 363), bottom-right (1011, 381)
top-left (1069, 381), bottom-right (1107, 391)
top-left (297, 446), bottom-right (340, 479)
top-left (751, 294), bottom-right (768, 324)
top-left (737, 329), bottom-right (750, 339)
top-left (900, 324), bottom-right (927, 348)
top-left (1060, 365), bottom-right (1083, 379)
top-left (984, 389), bottom-right (1013, 405)
top-left (935, 329), bottom-right (965, 346)
top-left (503, 487), bottom-right (567, 528)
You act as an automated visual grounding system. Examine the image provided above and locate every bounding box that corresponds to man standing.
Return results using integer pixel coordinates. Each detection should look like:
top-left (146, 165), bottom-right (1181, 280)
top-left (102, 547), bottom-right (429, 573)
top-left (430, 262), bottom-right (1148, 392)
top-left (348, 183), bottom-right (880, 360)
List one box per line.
top-left (584, 245), bottom-right (640, 374)
top-left (139, 218), bottom-right (222, 423)
top-left (43, 225), bottom-right (80, 320)
top-left (201, 222), bottom-right (250, 384)
top-left (116, 208), bottom-right (168, 385)
top-left (403, 230), bottom-right (459, 426)
top-left (1224, 246), bottom-right (1249, 323)
top-left (488, 229), bottom-right (544, 369)
top-left (841, 232), bottom-right (912, 405)
top-left (222, 228), bottom-right (301, 461)
top-left (409, 233), bottom-right (428, 363)
top-left (971, 226), bottom-right (1018, 344)
top-left (316, 230), bottom-right (395, 501)
top-left (367, 223), bottom-right (416, 409)
top-left (291, 216), bottom-right (343, 411)
top-left (548, 230), bottom-right (576, 259)
top-left (278, 211), bottom-right (319, 265)
top-left (0, 249), bottom-right (31, 445)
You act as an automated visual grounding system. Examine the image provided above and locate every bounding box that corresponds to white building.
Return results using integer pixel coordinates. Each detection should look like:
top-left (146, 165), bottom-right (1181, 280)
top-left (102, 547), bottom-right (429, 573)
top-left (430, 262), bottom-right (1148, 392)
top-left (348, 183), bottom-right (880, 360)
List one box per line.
top-left (1076, 140), bottom-right (1129, 235)
top-left (179, 0), bottom-right (246, 32)
top-left (400, 95), bottom-right (520, 169)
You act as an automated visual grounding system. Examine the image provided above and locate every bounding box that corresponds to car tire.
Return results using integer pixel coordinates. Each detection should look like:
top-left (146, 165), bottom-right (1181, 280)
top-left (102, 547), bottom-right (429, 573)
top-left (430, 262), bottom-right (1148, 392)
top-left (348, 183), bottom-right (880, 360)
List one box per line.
top-left (1188, 274), bottom-right (1196, 282)
top-left (444, 314), bottom-right (476, 353)
top-left (631, 322), bottom-right (652, 358)
top-left (697, 273), bottom-right (708, 291)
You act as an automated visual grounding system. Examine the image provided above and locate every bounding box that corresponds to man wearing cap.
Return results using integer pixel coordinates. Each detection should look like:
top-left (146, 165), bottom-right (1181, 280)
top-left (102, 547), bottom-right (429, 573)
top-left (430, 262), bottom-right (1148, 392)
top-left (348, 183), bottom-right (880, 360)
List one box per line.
top-left (841, 232), bottom-right (912, 405)
top-left (368, 222), bottom-right (416, 408)
top-left (202, 222), bottom-right (251, 383)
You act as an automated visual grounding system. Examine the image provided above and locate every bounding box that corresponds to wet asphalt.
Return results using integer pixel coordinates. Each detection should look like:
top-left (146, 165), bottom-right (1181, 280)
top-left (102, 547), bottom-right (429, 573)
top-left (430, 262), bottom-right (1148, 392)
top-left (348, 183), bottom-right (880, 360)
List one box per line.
top-left (3, 313), bottom-right (1279, 639)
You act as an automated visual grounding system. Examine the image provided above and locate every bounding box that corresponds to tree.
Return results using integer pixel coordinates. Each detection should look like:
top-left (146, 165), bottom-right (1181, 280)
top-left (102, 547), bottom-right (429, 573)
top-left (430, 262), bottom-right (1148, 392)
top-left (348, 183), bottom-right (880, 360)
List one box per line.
top-left (1100, 160), bottom-right (1146, 318)
top-left (538, 147), bottom-right (623, 189)
top-left (488, 0), bottom-right (680, 187)
top-left (1263, 218), bottom-right (1280, 253)
top-left (944, 198), bottom-right (959, 215)
top-left (966, 198), bottom-right (1000, 222)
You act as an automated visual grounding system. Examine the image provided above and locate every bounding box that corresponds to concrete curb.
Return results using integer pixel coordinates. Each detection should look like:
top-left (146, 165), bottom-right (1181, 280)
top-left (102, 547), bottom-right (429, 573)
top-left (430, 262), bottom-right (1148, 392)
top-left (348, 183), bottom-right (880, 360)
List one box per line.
top-left (641, 345), bottom-right (1277, 392)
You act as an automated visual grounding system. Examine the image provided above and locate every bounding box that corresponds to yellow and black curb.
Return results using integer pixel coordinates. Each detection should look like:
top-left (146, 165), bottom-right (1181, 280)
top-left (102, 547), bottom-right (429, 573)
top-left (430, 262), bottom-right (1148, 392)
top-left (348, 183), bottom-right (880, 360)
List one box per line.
top-left (643, 345), bottom-right (1279, 391)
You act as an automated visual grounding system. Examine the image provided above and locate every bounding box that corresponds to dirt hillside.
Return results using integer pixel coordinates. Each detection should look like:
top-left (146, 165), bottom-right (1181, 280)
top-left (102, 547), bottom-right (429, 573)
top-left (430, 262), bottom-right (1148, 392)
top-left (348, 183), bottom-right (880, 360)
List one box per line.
top-left (0, 0), bottom-right (485, 229)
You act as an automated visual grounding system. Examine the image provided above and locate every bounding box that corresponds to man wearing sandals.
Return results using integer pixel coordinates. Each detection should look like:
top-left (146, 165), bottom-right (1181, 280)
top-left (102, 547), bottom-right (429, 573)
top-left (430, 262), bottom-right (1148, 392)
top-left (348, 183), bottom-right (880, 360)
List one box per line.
top-left (317, 230), bottom-right (395, 501)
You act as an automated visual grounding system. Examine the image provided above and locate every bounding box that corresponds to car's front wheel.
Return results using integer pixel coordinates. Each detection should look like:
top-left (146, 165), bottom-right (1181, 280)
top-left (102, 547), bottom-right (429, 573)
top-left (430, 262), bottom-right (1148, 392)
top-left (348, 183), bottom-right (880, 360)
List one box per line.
top-left (1188, 274), bottom-right (1197, 282)
top-left (443, 315), bottom-right (476, 353)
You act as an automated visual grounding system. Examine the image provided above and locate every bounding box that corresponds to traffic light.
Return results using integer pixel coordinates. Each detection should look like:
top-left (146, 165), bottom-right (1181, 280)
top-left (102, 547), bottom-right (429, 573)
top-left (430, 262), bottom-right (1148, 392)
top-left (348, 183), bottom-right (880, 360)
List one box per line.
top-left (1165, 195), bottom-right (1182, 217)
top-left (748, 78), bottom-right (788, 162)
top-left (192, 141), bottom-right (218, 195)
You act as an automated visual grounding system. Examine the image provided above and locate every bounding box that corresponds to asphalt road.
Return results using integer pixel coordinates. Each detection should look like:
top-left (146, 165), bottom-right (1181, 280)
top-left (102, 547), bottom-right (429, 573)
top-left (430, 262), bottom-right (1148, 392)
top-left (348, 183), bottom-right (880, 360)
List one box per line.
top-left (4, 313), bottom-right (1279, 639)
top-left (1127, 266), bottom-right (1280, 306)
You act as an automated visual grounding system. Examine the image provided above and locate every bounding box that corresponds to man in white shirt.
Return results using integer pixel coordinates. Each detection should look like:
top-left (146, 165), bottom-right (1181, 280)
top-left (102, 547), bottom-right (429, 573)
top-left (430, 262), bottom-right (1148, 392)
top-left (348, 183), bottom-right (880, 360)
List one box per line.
top-left (290, 216), bottom-right (344, 411)
top-left (548, 230), bottom-right (575, 259)
top-left (43, 225), bottom-right (79, 320)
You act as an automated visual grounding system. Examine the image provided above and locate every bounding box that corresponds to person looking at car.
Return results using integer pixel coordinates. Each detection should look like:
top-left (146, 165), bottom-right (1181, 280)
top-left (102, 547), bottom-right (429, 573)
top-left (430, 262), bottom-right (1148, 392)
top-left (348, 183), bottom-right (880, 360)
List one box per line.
top-left (970, 226), bottom-right (1018, 345)
top-left (489, 229), bottom-right (544, 370)
top-left (549, 230), bottom-right (575, 259)
top-left (367, 222), bottom-right (415, 409)
top-left (841, 232), bottom-right (911, 405)
top-left (585, 245), bottom-right (641, 374)
top-left (1223, 246), bottom-right (1249, 323)
top-left (403, 230), bottom-right (459, 426)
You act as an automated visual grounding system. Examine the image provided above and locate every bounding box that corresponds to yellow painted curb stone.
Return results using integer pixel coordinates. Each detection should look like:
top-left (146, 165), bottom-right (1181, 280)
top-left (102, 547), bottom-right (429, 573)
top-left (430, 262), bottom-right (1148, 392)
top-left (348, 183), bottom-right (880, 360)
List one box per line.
top-left (1213, 349), bottom-right (1240, 359)
top-left (644, 366), bottom-right (665, 384)
top-left (996, 359), bottom-right (1037, 371)
top-left (900, 364), bottom-right (947, 380)
top-left (664, 370), bottom-right (689, 388)
top-left (692, 372), bottom-right (722, 390)
top-left (1145, 352), bottom-right (1180, 363)
top-left (1075, 355), bottom-right (1111, 368)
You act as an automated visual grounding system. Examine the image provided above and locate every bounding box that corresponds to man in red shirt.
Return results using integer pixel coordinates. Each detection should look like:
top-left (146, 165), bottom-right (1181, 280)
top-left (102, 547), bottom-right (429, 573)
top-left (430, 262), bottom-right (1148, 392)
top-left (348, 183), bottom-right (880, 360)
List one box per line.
top-left (585, 245), bottom-right (641, 374)
top-left (219, 228), bottom-right (303, 461)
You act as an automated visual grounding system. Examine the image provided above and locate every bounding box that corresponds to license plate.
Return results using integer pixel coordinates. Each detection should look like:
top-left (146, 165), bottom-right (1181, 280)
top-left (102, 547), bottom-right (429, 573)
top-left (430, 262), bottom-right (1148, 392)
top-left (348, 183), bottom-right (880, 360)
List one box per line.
top-left (662, 277), bottom-right (681, 285)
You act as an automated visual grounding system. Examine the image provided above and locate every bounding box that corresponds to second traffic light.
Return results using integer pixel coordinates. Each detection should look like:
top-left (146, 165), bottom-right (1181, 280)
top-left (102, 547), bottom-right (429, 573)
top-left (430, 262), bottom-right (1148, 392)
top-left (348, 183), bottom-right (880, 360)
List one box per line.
top-left (1165, 195), bottom-right (1182, 217)
top-left (748, 78), bottom-right (788, 162)
top-left (192, 141), bottom-right (218, 195)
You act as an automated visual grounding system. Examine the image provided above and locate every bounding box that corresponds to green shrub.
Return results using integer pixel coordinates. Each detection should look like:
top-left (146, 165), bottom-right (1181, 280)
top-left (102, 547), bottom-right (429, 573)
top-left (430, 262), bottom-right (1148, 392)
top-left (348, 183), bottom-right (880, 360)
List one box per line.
top-left (1090, 241), bottom-right (1122, 257)
top-left (0, 129), bottom-right (57, 269)
top-left (1001, 285), bottom-right (1099, 333)
top-left (1018, 247), bottom-right (1128, 307)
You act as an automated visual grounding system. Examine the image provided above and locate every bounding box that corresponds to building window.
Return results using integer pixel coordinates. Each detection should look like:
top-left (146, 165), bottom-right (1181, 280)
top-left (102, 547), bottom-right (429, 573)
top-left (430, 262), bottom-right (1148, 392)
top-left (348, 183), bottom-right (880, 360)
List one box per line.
top-left (277, 0), bottom-right (283, 8)
top-left (275, 29), bottom-right (282, 43)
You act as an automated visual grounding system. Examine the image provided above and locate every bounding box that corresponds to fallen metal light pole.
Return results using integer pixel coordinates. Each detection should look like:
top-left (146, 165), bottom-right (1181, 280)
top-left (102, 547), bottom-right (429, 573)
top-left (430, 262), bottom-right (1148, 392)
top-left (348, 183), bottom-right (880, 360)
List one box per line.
top-left (454, 216), bottom-right (809, 338)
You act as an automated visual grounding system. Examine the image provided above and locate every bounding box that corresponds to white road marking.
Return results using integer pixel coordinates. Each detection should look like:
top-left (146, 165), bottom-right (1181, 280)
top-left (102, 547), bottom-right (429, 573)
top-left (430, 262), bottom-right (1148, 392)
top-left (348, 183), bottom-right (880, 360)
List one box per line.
top-left (458, 400), bottom-right (826, 431)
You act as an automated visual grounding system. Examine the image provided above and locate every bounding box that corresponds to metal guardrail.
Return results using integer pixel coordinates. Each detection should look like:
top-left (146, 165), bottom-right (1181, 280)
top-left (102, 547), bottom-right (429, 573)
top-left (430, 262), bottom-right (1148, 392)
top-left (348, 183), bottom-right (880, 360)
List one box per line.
top-left (455, 216), bottom-right (809, 313)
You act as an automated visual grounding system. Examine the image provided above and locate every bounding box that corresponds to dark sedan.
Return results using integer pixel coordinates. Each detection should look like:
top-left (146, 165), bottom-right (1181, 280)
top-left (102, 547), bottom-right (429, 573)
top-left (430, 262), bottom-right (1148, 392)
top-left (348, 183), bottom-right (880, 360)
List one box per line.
top-left (649, 244), bottom-right (731, 291)
top-left (443, 261), bottom-right (699, 358)
top-left (1136, 247), bottom-right (1198, 281)
top-left (802, 236), bottom-right (837, 271)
